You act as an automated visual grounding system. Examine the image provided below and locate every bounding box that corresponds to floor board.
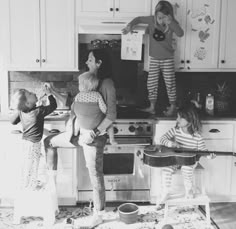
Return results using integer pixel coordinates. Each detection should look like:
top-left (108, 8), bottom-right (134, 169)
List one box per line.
top-left (210, 202), bottom-right (236, 229)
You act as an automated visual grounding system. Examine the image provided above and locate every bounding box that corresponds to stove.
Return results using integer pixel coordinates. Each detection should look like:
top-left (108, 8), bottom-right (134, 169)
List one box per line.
top-left (77, 118), bottom-right (154, 203)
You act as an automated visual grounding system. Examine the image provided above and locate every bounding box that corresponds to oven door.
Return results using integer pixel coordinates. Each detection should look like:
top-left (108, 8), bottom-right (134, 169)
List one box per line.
top-left (77, 145), bottom-right (150, 202)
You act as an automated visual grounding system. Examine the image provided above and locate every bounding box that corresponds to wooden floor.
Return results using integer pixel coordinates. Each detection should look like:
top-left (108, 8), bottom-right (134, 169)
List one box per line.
top-left (210, 202), bottom-right (236, 229)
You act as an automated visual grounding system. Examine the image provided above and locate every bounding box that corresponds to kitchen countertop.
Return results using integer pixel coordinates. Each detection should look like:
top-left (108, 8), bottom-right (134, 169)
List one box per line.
top-left (1, 113), bottom-right (236, 122)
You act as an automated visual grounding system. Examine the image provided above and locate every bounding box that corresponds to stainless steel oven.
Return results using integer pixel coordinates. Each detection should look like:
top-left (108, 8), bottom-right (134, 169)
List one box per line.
top-left (77, 119), bottom-right (154, 202)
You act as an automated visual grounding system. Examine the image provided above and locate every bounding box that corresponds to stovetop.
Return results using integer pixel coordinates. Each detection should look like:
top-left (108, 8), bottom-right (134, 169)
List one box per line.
top-left (116, 105), bottom-right (153, 119)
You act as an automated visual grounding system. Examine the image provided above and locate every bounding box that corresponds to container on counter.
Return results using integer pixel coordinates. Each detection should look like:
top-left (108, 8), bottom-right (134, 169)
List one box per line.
top-left (205, 94), bottom-right (214, 115)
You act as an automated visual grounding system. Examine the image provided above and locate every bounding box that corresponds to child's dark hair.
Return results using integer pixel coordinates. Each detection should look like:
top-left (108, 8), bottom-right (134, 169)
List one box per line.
top-left (177, 103), bottom-right (202, 135)
top-left (155, 0), bottom-right (175, 18)
top-left (11, 89), bottom-right (28, 112)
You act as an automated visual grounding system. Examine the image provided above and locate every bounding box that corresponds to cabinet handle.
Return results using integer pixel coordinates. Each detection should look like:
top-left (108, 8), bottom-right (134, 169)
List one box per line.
top-left (221, 60), bottom-right (225, 64)
top-left (42, 59), bottom-right (46, 63)
top-left (179, 67), bottom-right (184, 69)
top-left (209, 129), bottom-right (220, 133)
top-left (186, 60), bottom-right (190, 63)
top-left (187, 66), bottom-right (191, 70)
top-left (110, 8), bottom-right (113, 11)
top-left (115, 8), bottom-right (119, 11)
top-left (36, 59), bottom-right (40, 63)
top-left (49, 129), bottom-right (60, 134)
top-left (180, 60), bottom-right (185, 63)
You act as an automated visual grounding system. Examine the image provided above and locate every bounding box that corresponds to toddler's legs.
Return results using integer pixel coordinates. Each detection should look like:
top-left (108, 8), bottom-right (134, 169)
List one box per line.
top-left (21, 141), bottom-right (41, 190)
top-left (142, 57), bottom-right (161, 114)
top-left (161, 58), bottom-right (177, 116)
top-left (181, 165), bottom-right (195, 198)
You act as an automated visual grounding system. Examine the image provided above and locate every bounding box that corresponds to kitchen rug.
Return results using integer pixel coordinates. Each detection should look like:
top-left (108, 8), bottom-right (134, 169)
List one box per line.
top-left (0, 205), bottom-right (218, 229)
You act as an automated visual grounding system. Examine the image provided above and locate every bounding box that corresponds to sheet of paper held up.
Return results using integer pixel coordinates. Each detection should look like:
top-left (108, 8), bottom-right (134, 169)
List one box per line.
top-left (121, 31), bottom-right (143, 61)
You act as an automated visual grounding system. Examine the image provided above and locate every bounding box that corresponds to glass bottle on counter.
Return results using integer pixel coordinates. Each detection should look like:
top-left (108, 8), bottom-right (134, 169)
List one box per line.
top-left (205, 94), bottom-right (214, 115)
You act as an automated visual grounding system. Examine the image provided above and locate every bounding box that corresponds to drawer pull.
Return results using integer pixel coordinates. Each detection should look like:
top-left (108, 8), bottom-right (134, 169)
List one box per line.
top-left (209, 129), bottom-right (220, 133)
top-left (49, 129), bottom-right (60, 134)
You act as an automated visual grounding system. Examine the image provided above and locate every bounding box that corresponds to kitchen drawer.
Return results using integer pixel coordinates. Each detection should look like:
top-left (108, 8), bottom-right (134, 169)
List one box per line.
top-left (205, 139), bottom-right (233, 152)
top-left (202, 123), bottom-right (234, 139)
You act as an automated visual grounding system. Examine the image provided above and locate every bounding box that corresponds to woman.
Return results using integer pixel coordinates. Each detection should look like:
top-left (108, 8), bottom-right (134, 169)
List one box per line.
top-left (44, 48), bottom-right (117, 227)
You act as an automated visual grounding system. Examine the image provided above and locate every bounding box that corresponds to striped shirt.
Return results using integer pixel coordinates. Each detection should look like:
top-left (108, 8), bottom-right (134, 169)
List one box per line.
top-left (160, 127), bottom-right (207, 151)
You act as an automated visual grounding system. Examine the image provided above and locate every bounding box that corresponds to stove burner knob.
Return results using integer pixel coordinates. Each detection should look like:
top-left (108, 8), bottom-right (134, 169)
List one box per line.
top-left (129, 125), bottom-right (136, 132)
top-left (113, 127), bottom-right (118, 134)
top-left (137, 126), bottom-right (143, 132)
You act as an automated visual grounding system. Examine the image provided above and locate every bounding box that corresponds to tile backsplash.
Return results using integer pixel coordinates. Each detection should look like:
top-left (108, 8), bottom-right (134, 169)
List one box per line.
top-left (9, 71), bottom-right (79, 109)
top-left (8, 70), bottom-right (236, 115)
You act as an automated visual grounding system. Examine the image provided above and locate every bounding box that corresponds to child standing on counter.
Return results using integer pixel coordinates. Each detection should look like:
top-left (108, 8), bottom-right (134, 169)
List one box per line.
top-left (10, 85), bottom-right (57, 191)
top-left (122, 0), bottom-right (184, 116)
top-left (157, 103), bottom-right (214, 209)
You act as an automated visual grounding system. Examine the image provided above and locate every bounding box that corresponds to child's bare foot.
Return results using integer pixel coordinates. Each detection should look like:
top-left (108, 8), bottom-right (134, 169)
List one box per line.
top-left (156, 193), bottom-right (169, 210)
top-left (139, 106), bottom-right (155, 114)
top-left (163, 104), bottom-right (177, 117)
top-left (185, 189), bottom-right (195, 199)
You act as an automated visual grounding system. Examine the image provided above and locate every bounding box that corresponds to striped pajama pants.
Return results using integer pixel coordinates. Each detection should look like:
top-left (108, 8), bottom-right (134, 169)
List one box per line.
top-left (161, 164), bottom-right (196, 196)
top-left (147, 57), bottom-right (176, 104)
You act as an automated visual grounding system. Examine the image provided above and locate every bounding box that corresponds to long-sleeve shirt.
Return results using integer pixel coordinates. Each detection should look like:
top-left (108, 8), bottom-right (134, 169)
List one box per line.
top-left (10, 95), bottom-right (57, 143)
top-left (160, 127), bottom-right (207, 151)
top-left (128, 16), bottom-right (184, 59)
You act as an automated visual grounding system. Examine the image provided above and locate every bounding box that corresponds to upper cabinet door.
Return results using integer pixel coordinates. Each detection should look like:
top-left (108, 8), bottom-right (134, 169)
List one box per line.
top-left (185, 0), bottom-right (221, 69)
top-left (219, 0), bottom-right (236, 69)
top-left (7, 0), bottom-right (77, 71)
top-left (8, 0), bottom-right (41, 69)
top-left (40, 0), bottom-right (76, 70)
top-left (114, 0), bottom-right (151, 18)
top-left (168, 0), bottom-right (187, 71)
top-left (77, 0), bottom-right (151, 18)
top-left (76, 0), bottom-right (114, 17)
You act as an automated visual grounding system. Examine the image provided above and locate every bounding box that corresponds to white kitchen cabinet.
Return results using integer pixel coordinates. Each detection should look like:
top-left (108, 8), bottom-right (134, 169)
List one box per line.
top-left (77, 0), bottom-right (151, 18)
top-left (219, 0), bottom-right (236, 69)
top-left (43, 121), bottom-right (78, 205)
top-left (0, 121), bottom-right (23, 204)
top-left (151, 120), bottom-right (235, 203)
top-left (7, 0), bottom-right (77, 71)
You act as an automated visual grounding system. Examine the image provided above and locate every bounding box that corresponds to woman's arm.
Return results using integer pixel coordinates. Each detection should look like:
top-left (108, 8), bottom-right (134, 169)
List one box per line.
top-left (168, 19), bottom-right (184, 37)
top-left (96, 79), bottom-right (117, 133)
top-left (10, 111), bottom-right (20, 125)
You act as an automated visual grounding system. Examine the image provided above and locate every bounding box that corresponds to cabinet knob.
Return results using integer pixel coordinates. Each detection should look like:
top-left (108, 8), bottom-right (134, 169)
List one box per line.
top-left (187, 66), bottom-right (191, 70)
top-left (110, 8), bottom-right (113, 11)
top-left (115, 8), bottom-right (119, 11)
top-left (221, 60), bottom-right (225, 64)
top-left (180, 60), bottom-right (185, 63)
top-left (42, 59), bottom-right (46, 63)
top-left (36, 59), bottom-right (40, 63)
top-left (186, 60), bottom-right (190, 64)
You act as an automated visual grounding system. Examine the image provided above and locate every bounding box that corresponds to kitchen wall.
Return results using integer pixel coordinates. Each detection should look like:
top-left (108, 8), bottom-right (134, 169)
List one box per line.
top-left (8, 70), bottom-right (236, 115)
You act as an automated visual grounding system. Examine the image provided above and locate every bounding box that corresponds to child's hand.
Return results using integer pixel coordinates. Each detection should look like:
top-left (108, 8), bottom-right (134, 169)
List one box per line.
top-left (163, 15), bottom-right (173, 25)
top-left (43, 83), bottom-right (52, 95)
top-left (171, 141), bottom-right (181, 148)
top-left (122, 24), bottom-right (132, 34)
top-left (207, 153), bottom-right (216, 159)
